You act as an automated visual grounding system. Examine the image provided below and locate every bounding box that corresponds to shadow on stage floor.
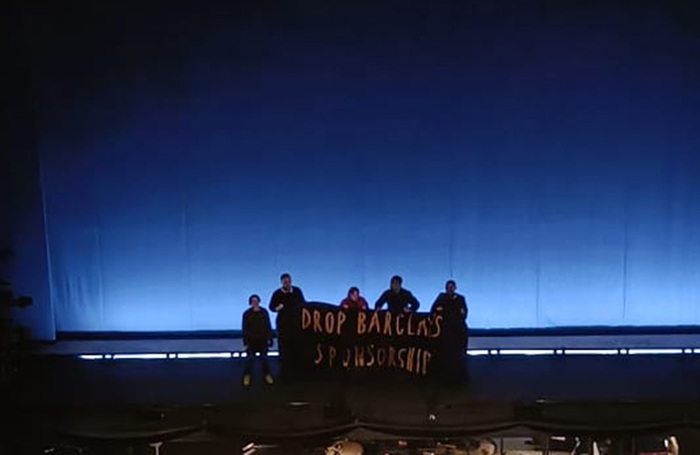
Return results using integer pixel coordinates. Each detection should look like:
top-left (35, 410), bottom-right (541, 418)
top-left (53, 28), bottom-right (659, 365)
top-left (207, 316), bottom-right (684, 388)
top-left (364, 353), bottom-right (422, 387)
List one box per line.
top-left (3, 351), bottom-right (700, 453)
top-left (9, 353), bottom-right (700, 407)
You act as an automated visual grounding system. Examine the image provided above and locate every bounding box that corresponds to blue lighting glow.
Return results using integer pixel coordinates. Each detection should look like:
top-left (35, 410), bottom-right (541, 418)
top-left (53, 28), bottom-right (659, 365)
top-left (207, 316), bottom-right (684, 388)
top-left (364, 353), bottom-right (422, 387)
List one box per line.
top-left (23, 1), bottom-right (700, 336)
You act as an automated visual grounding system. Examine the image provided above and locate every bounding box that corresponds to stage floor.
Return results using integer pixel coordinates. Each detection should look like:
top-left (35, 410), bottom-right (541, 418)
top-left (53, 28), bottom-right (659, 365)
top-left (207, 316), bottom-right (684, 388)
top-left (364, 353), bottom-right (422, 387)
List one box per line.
top-left (4, 347), bottom-right (700, 453)
top-left (9, 345), bottom-right (700, 406)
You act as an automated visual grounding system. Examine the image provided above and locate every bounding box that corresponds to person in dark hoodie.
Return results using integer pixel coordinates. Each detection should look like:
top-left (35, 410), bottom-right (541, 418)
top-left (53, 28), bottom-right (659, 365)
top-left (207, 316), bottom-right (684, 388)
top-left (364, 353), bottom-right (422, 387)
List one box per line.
top-left (340, 286), bottom-right (368, 310)
top-left (242, 294), bottom-right (274, 387)
top-left (268, 273), bottom-right (306, 372)
top-left (430, 279), bottom-right (468, 324)
top-left (374, 275), bottom-right (420, 313)
top-left (431, 279), bottom-right (469, 375)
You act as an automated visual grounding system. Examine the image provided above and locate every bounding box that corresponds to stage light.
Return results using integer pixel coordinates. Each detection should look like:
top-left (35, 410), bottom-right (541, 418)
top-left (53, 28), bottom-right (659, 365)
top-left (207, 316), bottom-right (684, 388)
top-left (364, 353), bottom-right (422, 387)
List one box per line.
top-left (627, 348), bottom-right (683, 355)
top-left (77, 346), bottom-right (700, 362)
top-left (112, 353), bottom-right (168, 360)
top-left (79, 354), bottom-right (103, 360)
top-left (175, 352), bottom-right (232, 359)
top-left (563, 349), bottom-right (619, 355)
top-left (499, 349), bottom-right (554, 356)
top-left (467, 349), bottom-right (490, 356)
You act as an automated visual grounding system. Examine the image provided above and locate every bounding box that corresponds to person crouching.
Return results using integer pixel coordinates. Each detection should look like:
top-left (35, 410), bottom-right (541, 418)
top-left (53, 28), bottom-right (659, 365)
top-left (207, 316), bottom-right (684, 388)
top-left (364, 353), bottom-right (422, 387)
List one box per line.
top-left (340, 286), bottom-right (368, 310)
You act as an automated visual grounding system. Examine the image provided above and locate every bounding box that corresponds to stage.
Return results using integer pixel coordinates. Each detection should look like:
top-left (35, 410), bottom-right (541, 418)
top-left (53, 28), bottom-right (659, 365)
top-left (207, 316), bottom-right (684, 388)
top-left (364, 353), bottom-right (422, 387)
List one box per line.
top-left (8, 0), bottom-right (700, 451)
top-left (4, 334), bottom-right (700, 453)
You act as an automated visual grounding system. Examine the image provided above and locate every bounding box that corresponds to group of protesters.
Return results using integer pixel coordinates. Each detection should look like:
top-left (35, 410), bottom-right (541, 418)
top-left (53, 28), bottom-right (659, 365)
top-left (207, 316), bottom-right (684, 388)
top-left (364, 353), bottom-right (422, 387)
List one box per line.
top-left (241, 273), bottom-right (468, 387)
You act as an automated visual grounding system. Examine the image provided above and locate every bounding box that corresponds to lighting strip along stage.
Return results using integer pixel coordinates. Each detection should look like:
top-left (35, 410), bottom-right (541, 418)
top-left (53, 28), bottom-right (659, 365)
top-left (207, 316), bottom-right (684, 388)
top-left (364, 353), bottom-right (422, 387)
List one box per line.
top-left (77, 348), bottom-right (700, 360)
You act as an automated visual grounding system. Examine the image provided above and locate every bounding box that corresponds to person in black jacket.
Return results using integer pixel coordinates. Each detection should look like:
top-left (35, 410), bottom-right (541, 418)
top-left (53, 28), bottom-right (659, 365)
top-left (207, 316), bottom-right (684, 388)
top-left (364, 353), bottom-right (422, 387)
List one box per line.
top-left (374, 275), bottom-right (420, 313)
top-left (268, 273), bottom-right (306, 373)
top-left (430, 279), bottom-right (468, 322)
top-left (431, 279), bottom-right (469, 354)
top-left (242, 294), bottom-right (274, 387)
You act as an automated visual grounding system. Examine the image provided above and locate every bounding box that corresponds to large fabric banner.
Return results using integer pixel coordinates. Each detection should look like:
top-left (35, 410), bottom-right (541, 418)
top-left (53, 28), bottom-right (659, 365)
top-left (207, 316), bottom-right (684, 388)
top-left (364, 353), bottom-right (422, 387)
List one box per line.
top-left (284, 304), bottom-right (467, 379)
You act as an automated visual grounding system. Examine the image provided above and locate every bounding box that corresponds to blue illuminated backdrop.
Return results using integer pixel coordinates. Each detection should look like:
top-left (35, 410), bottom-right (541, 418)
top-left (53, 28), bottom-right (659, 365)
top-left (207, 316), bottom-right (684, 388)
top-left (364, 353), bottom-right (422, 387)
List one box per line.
top-left (20, 0), bottom-right (700, 334)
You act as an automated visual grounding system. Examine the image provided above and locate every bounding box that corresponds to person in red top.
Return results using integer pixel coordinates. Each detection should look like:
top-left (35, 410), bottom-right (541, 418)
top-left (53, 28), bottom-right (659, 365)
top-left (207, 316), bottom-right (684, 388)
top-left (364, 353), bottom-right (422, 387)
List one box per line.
top-left (340, 286), bottom-right (368, 310)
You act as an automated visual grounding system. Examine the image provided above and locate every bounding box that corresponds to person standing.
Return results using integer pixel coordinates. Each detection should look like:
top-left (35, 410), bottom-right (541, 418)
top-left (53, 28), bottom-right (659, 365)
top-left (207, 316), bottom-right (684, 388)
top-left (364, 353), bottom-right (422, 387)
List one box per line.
top-left (242, 294), bottom-right (274, 387)
top-left (430, 279), bottom-right (468, 323)
top-left (340, 286), bottom-right (369, 310)
top-left (268, 273), bottom-right (306, 373)
top-left (374, 275), bottom-right (420, 313)
top-left (431, 279), bottom-right (469, 379)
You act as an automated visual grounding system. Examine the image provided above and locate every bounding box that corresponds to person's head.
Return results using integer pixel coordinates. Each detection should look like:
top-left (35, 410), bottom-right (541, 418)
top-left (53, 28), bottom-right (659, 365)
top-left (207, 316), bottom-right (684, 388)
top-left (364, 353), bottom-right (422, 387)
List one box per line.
top-left (390, 275), bottom-right (403, 292)
top-left (280, 273), bottom-right (292, 290)
top-left (445, 279), bottom-right (457, 295)
top-left (476, 439), bottom-right (497, 455)
top-left (249, 294), bottom-right (261, 308)
top-left (348, 286), bottom-right (360, 301)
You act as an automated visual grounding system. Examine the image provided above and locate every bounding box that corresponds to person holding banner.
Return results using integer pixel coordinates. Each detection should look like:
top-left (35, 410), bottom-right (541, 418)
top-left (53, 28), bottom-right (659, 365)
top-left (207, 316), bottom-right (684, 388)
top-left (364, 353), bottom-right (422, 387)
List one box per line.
top-left (374, 275), bottom-right (420, 313)
top-left (431, 279), bottom-right (469, 368)
top-left (269, 273), bottom-right (306, 375)
top-left (340, 286), bottom-right (368, 310)
top-left (431, 279), bottom-right (468, 322)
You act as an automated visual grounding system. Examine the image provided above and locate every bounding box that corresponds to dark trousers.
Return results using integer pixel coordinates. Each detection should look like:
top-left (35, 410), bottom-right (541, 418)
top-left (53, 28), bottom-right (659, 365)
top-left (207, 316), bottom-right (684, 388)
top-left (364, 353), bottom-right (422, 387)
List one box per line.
top-left (276, 315), bottom-right (299, 375)
top-left (244, 340), bottom-right (271, 376)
